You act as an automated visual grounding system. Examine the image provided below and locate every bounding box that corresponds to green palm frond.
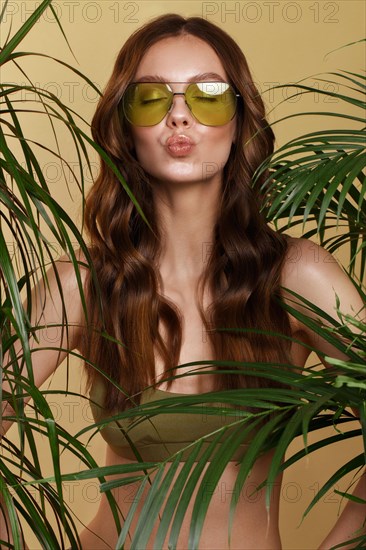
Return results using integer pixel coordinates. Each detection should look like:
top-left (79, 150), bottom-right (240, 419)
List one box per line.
top-left (0, 0), bottom-right (144, 546)
top-left (254, 69), bottom-right (366, 279)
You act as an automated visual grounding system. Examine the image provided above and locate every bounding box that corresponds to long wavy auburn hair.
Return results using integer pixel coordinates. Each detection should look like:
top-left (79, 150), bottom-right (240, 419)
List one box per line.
top-left (82, 13), bottom-right (292, 411)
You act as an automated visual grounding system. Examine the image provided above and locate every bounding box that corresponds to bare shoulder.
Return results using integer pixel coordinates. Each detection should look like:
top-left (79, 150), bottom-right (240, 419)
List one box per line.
top-left (52, 247), bottom-right (91, 287)
top-left (282, 237), bottom-right (340, 281)
top-left (281, 236), bottom-right (364, 322)
top-left (32, 248), bottom-right (93, 345)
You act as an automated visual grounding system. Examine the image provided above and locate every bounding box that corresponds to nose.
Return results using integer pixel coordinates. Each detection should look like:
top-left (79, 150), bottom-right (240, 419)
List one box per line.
top-left (166, 92), bottom-right (194, 128)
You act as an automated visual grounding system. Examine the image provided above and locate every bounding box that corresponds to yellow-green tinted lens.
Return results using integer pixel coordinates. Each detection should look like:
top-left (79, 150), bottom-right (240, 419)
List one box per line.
top-left (186, 82), bottom-right (237, 126)
top-left (123, 83), bottom-right (172, 126)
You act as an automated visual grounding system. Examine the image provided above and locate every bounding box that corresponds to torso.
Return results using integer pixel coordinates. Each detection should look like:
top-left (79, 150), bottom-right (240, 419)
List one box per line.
top-left (79, 248), bottom-right (311, 549)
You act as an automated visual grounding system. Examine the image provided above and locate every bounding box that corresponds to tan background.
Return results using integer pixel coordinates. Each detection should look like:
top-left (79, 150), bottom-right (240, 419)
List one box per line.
top-left (2, 1), bottom-right (365, 548)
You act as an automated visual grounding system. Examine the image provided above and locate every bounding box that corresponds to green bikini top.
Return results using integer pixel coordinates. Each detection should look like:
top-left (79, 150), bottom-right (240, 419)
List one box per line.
top-left (89, 381), bottom-right (253, 462)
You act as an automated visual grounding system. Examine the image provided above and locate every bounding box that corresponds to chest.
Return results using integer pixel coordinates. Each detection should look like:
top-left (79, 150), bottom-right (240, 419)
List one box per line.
top-left (153, 282), bottom-right (310, 393)
top-left (154, 284), bottom-right (216, 392)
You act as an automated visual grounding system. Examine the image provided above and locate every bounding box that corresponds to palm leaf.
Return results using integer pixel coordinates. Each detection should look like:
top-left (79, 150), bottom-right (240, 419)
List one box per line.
top-left (254, 69), bottom-right (366, 279)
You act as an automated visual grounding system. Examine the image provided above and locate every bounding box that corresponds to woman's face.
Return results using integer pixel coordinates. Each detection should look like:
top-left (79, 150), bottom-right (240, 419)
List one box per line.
top-left (128, 34), bottom-right (237, 188)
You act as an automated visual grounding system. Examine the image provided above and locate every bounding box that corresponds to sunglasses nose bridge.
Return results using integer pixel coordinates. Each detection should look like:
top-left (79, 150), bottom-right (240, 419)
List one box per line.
top-left (167, 90), bottom-right (193, 117)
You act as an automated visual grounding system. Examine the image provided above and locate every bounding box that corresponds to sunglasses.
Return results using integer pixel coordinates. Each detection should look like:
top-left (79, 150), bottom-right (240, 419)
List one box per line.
top-left (121, 81), bottom-right (240, 127)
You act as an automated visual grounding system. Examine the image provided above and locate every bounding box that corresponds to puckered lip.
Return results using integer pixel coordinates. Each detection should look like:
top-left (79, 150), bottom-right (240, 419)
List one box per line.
top-left (166, 134), bottom-right (195, 147)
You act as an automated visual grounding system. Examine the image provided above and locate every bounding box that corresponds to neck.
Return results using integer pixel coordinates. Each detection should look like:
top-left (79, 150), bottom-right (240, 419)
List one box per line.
top-left (153, 179), bottom-right (221, 284)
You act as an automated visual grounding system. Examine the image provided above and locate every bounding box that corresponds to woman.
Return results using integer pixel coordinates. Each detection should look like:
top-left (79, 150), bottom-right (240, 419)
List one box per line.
top-left (1, 13), bottom-right (365, 550)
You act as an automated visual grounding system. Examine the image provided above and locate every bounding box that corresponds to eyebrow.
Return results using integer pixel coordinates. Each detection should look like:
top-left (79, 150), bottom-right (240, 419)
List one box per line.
top-left (133, 72), bottom-right (227, 83)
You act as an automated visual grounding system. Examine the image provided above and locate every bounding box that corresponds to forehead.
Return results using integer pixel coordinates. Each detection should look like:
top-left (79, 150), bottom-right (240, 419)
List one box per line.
top-left (134, 35), bottom-right (228, 81)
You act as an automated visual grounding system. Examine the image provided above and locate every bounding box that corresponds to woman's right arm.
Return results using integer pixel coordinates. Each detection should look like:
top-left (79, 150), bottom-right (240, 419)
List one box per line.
top-left (1, 250), bottom-right (89, 546)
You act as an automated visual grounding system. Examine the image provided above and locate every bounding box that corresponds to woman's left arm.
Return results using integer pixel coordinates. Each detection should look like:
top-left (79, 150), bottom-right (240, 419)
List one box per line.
top-left (282, 238), bottom-right (366, 549)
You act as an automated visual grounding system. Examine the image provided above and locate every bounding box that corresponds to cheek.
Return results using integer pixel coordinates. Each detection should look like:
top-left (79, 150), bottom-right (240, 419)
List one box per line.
top-left (205, 126), bottom-right (235, 160)
top-left (204, 119), bottom-right (236, 144)
top-left (130, 130), bottom-right (156, 166)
